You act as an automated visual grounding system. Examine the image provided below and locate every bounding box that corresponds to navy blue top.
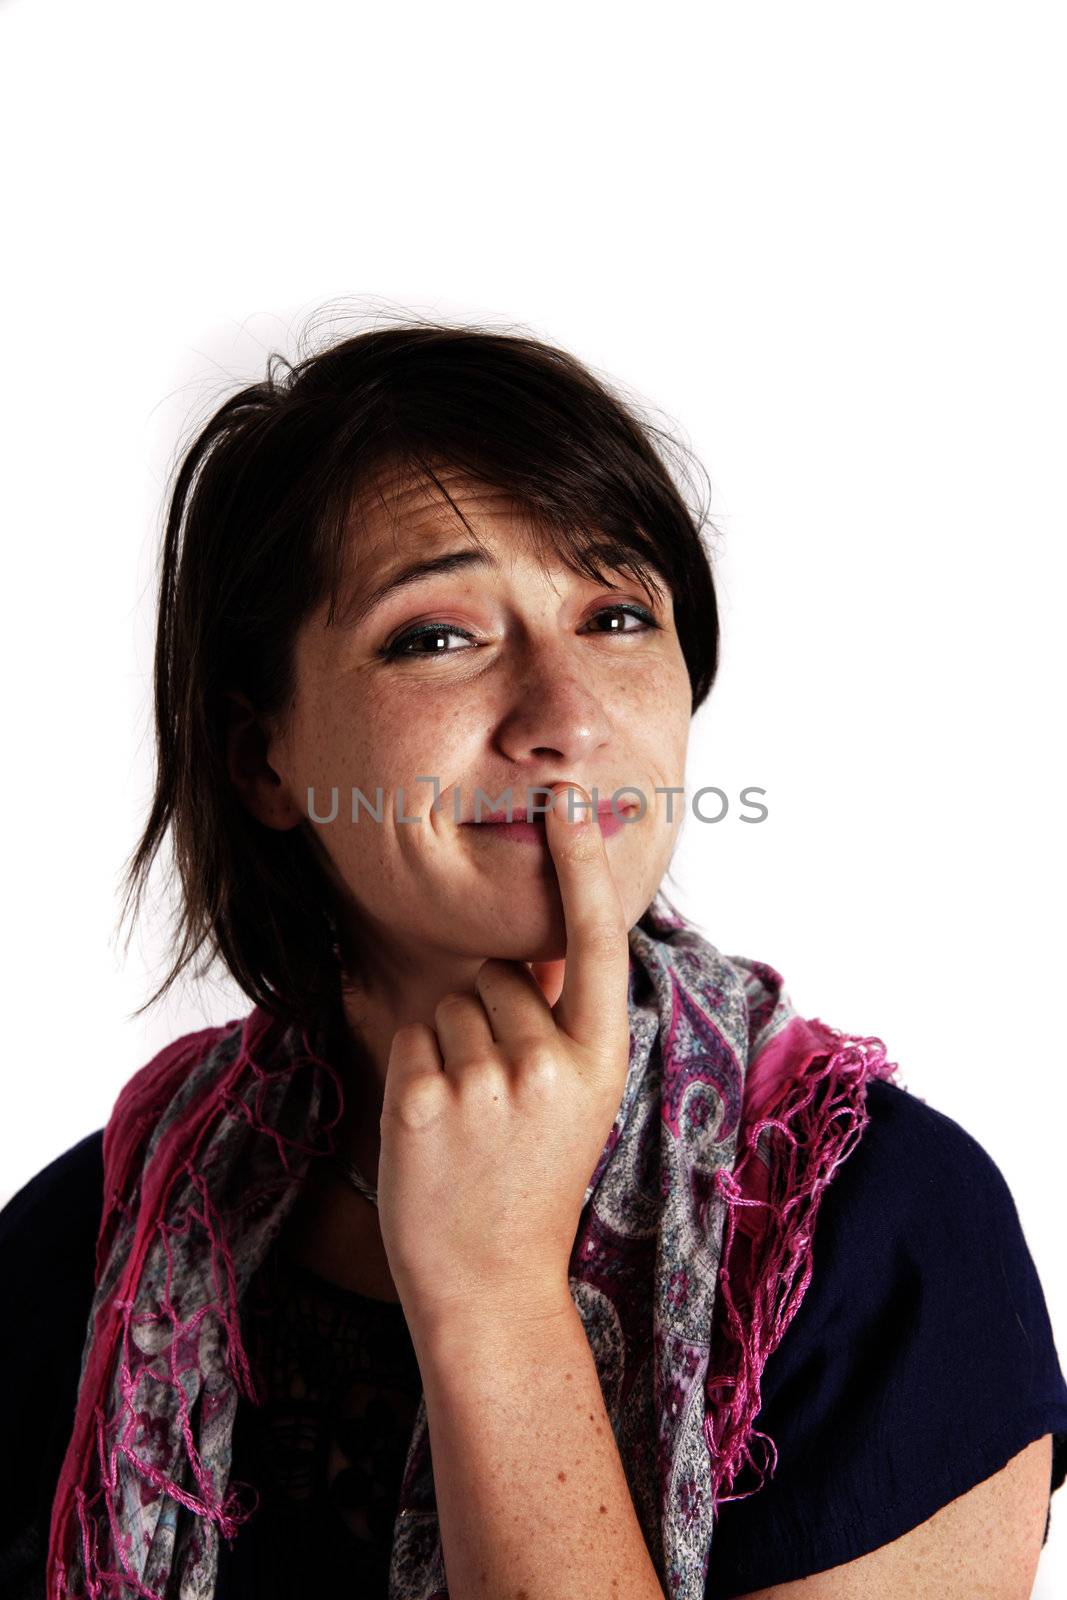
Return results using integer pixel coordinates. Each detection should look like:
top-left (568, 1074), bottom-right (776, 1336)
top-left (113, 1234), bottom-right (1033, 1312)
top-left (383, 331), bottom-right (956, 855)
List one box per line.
top-left (2, 1078), bottom-right (1066, 1600)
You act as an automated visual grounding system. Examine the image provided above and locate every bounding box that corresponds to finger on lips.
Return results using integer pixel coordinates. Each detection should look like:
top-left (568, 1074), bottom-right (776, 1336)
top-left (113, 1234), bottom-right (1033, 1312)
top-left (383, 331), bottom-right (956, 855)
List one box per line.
top-left (387, 780), bottom-right (630, 1093)
top-left (543, 782), bottom-right (630, 1062)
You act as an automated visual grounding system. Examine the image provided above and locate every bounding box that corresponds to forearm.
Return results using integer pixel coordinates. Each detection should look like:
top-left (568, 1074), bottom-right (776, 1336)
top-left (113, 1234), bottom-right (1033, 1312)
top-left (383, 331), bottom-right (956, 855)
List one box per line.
top-left (410, 1297), bottom-right (666, 1600)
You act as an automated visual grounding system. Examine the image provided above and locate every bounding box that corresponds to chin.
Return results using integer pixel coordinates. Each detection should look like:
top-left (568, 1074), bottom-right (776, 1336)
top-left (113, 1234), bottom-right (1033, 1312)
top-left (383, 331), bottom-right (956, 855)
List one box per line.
top-left (464, 907), bottom-right (567, 966)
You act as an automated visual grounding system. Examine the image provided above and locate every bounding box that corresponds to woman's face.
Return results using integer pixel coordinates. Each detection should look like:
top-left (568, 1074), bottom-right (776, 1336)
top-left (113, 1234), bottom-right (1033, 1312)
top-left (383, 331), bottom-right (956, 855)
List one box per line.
top-left (266, 465), bottom-right (692, 974)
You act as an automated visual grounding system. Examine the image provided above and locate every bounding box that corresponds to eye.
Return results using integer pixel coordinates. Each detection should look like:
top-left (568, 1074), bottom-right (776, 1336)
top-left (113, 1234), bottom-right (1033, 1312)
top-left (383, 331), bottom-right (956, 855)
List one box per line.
top-left (581, 602), bottom-right (661, 637)
top-left (379, 602), bottom-right (661, 663)
top-left (380, 622), bottom-right (478, 660)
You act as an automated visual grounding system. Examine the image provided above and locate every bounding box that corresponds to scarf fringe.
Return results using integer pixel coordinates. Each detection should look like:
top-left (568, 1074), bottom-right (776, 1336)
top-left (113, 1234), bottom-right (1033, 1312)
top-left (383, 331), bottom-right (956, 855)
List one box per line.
top-left (702, 1026), bottom-right (900, 1512)
top-left (49, 1010), bottom-right (344, 1600)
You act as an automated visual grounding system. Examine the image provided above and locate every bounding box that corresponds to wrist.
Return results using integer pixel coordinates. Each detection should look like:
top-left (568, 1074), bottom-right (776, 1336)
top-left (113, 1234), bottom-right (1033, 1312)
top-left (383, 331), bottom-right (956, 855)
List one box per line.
top-left (406, 1278), bottom-right (578, 1360)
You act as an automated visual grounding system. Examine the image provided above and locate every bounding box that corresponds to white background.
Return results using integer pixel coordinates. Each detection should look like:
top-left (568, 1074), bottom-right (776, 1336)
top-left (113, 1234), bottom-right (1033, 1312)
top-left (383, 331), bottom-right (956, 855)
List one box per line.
top-left (2, 0), bottom-right (1064, 1590)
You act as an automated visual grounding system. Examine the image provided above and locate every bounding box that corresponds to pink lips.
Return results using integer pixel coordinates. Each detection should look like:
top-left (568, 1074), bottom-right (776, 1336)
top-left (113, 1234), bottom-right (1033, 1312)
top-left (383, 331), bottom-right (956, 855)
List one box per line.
top-left (463, 802), bottom-right (639, 844)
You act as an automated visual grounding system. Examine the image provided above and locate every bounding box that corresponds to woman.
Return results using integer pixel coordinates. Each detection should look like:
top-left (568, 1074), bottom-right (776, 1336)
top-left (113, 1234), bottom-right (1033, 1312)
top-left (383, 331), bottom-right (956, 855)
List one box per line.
top-left (2, 321), bottom-right (1065, 1600)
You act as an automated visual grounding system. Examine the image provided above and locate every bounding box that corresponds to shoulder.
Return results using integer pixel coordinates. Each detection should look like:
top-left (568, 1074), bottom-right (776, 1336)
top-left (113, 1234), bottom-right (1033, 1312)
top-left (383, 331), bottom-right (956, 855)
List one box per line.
top-left (846, 1073), bottom-right (1014, 1193)
top-left (740, 1076), bottom-right (1049, 1347)
top-left (0, 1130), bottom-right (106, 1551)
top-left (0, 1128), bottom-right (106, 1274)
top-left (705, 1079), bottom-right (1067, 1596)
top-left (791, 1077), bottom-right (1067, 1433)
top-left (806, 1075), bottom-right (1035, 1282)
top-left (0, 1127), bottom-right (107, 1339)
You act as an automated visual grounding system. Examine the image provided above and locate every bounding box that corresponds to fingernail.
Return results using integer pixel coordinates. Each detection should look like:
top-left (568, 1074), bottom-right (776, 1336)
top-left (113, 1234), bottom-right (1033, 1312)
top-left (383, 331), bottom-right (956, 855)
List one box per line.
top-left (556, 784), bottom-right (588, 825)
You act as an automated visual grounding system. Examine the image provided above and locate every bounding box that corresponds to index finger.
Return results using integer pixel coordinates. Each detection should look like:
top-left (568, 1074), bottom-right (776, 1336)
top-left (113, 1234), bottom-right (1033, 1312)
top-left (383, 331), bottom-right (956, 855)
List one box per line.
top-left (543, 782), bottom-right (631, 1057)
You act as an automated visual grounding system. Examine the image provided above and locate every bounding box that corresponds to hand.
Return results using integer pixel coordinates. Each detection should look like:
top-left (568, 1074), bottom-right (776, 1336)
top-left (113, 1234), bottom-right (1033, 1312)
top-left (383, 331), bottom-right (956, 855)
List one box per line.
top-left (376, 782), bottom-right (632, 1339)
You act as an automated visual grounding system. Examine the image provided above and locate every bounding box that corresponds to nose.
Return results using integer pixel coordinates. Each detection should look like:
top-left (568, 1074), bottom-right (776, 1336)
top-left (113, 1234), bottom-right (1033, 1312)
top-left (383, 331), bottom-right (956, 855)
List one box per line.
top-left (492, 641), bottom-right (613, 768)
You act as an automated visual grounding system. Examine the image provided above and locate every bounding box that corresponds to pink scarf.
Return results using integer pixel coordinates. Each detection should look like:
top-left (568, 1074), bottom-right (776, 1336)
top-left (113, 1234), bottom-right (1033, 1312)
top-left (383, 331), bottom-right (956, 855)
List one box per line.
top-left (47, 896), bottom-right (898, 1599)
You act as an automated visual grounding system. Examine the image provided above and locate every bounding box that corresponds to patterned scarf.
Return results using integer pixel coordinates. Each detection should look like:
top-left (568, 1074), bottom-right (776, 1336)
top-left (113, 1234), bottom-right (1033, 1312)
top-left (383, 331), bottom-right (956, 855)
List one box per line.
top-left (47, 895), bottom-right (898, 1600)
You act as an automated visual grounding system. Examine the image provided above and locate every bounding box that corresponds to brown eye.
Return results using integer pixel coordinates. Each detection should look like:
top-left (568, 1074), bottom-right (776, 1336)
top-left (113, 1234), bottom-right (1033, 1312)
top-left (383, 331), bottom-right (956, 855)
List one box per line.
top-left (582, 604), bottom-right (660, 635)
top-left (380, 623), bottom-right (478, 660)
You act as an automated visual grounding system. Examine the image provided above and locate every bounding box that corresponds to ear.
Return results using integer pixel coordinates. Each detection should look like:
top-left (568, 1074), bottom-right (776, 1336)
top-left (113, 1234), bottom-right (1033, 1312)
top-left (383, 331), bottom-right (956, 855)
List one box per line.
top-left (225, 689), bottom-right (304, 831)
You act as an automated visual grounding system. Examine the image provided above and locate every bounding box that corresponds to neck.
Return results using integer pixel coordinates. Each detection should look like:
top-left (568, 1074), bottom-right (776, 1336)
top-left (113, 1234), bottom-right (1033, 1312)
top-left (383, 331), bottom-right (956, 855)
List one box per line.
top-left (322, 939), bottom-right (566, 1185)
top-left (323, 964), bottom-right (506, 1186)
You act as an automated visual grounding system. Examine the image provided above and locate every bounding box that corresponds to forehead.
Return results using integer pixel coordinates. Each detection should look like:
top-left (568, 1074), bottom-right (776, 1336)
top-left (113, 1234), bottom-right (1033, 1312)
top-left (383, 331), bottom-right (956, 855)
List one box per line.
top-left (352, 463), bottom-right (542, 558)
top-left (321, 458), bottom-right (666, 644)
top-left (332, 465), bottom-right (583, 633)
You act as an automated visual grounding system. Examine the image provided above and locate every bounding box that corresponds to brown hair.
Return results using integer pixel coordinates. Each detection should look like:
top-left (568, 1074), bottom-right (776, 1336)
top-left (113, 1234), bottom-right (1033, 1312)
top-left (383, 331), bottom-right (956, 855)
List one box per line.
top-left (119, 311), bottom-right (722, 1025)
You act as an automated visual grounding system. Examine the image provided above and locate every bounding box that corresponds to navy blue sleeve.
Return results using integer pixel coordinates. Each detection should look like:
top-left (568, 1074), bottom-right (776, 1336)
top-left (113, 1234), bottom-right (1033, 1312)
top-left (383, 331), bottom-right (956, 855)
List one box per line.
top-left (705, 1079), bottom-right (1067, 1597)
top-left (0, 1131), bottom-right (106, 1597)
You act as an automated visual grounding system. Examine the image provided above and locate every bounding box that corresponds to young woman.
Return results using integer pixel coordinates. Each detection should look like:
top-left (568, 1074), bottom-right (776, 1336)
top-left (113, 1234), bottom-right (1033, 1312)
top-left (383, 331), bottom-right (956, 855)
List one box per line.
top-left (2, 322), bottom-right (1065, 1600)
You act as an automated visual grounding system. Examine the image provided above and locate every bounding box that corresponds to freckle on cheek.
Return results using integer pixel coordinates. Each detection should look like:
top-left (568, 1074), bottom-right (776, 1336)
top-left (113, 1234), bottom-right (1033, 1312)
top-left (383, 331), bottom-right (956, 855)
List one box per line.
top-left (557, 1470), bottom-right (566, 1482)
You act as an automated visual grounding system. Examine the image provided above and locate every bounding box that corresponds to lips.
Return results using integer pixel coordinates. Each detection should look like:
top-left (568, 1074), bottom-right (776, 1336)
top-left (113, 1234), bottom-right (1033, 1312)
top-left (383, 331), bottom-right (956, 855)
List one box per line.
top-left (460, 798), bottom-right (640, 843)
top-left (465, 802), bottom-right (630, 825)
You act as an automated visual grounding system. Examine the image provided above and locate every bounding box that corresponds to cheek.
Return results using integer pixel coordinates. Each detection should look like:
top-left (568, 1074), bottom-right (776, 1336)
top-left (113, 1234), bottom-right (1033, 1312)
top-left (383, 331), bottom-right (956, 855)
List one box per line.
top-left (302, 689), bottom-right (480, 872)
top-left (307, 685), bottom-right (463, 791)
top-left (623, 654), bottom-right (691, 745)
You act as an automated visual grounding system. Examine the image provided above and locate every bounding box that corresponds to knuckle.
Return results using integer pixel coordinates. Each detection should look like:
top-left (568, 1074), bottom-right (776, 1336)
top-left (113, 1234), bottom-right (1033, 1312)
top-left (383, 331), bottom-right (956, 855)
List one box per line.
top-left (465, 1053), bottom-right (501, 1081)
top-left (388, 1081), bottom-right (443, 1132)
top-left (515, 1042), bottom-right (560, 1084)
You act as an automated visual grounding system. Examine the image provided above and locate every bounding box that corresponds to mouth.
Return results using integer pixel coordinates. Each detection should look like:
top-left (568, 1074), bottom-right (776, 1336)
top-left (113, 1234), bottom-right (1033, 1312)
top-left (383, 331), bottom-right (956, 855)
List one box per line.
top-left (461, 799), bottom-right (640, 842)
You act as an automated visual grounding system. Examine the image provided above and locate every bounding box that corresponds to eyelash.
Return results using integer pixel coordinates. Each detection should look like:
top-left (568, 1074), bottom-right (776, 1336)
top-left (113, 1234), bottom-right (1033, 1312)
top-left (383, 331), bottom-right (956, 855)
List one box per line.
top-left (380, 602), bottom-right (662, 661)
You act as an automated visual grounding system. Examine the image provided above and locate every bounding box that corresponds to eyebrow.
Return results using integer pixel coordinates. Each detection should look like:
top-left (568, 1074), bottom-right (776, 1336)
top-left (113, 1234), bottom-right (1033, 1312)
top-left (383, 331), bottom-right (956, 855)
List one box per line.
top-left (338, 542), bottom-right (659, 630)
top-left (338, 548), bottom-right (494, 629)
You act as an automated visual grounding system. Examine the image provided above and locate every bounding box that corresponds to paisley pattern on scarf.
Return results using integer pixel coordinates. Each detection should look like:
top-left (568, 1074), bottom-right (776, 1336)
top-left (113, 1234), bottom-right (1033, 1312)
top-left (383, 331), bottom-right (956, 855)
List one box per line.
top-left (47, 895), bottom-right (898, 1600)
